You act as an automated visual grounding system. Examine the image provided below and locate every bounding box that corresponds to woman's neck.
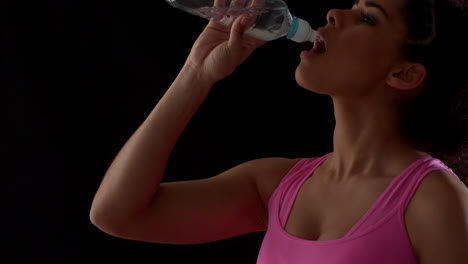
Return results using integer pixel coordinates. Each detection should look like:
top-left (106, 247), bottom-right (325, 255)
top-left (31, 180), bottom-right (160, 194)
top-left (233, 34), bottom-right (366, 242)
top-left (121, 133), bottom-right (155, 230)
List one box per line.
top-left (324, 96), bottom-right (423, 182)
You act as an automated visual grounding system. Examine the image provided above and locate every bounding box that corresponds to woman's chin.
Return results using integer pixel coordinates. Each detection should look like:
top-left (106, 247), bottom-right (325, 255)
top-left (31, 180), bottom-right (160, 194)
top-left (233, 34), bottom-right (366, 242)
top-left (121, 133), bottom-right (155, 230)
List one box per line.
top-left (295, 70), bottom-right (330, 95)
top-left (295, 67), bottom-right (315, 88)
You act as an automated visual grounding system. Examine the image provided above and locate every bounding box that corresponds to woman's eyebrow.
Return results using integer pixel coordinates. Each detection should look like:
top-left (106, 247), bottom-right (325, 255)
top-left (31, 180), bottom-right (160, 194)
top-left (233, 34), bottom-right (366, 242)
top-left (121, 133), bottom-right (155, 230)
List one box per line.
top-left (354, 0), bottom-right (390, 20)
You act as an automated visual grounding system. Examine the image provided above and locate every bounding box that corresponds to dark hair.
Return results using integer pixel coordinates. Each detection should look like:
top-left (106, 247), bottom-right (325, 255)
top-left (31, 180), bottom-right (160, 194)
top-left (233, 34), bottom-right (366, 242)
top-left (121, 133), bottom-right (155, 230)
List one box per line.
top-left (400, 0), bottom-right (467, 185)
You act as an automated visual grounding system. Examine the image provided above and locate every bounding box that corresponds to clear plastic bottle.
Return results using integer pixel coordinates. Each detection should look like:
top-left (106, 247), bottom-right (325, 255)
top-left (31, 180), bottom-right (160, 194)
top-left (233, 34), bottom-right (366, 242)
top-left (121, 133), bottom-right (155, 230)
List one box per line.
top-left (165, 0), bottom-right (317, 43)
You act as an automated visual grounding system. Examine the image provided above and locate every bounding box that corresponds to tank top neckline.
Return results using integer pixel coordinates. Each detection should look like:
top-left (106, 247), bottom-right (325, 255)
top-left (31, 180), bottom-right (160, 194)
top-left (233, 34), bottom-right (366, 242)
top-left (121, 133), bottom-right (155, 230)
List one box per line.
top-left (274, 152), bottom-right (436, 245)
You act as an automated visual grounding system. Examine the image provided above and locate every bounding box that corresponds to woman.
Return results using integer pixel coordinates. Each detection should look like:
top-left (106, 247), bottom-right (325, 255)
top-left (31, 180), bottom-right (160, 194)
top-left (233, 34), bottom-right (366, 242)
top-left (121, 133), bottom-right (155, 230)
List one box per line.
top-left (90, 0), bottom-right (468, 263)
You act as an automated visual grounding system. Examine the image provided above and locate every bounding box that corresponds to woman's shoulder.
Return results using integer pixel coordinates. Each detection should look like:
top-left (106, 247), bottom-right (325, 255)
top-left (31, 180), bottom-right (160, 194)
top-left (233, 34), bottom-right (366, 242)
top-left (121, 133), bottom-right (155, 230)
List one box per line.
top-left (251, 157), bottom-right (308, 214)
top-left (404, 167), bottom-right (468, 263)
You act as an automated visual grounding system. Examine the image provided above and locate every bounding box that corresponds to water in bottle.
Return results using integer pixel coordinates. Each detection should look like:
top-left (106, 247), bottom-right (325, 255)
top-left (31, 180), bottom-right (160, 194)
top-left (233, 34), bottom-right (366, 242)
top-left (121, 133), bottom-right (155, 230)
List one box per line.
top-left (165, 0), bottom-right (317, 43)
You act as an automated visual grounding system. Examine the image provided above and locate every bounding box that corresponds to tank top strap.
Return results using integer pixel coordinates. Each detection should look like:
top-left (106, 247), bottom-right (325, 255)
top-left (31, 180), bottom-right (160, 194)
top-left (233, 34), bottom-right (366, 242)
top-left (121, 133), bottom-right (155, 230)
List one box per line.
top-left (276, 153), bottom-right (332, 227)
top-left (399, 157), bottom-right (457, 210)
top-left (348, 156), bottom-right (458, 236)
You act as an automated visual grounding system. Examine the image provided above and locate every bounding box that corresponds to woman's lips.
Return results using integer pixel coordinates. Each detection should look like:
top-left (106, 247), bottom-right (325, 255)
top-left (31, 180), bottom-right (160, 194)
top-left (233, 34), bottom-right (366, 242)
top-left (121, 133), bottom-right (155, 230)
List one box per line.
top-left (301, 29), bottom-right (327, 57)
top-left (301, 49), bottom-right (322, 57)
top-left (301, 42), bottom-right (325, 57)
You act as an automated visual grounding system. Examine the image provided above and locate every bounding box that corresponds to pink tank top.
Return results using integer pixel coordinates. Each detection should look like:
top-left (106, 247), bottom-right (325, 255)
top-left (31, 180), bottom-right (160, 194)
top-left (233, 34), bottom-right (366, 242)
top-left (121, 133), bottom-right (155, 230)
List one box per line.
top-left (256, 152), bottom-right (460, 264)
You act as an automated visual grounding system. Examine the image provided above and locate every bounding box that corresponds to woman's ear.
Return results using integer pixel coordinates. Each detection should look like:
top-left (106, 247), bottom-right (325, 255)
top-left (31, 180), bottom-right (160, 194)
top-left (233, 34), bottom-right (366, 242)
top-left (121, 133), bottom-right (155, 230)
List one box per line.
top-left (386, 62), bottom-right (426, 91)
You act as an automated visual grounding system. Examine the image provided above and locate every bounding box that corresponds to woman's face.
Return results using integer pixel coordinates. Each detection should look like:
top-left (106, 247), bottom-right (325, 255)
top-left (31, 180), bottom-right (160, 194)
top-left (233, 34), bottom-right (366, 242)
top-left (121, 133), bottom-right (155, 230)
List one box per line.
top-left (296, 0), bottom-right (408, 98)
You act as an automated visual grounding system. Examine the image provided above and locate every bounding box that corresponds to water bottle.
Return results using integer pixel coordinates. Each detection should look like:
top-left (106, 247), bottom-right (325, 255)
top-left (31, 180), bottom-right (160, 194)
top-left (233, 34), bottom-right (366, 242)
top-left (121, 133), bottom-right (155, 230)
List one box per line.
top-left (165, 0), bottom-right (317, 43)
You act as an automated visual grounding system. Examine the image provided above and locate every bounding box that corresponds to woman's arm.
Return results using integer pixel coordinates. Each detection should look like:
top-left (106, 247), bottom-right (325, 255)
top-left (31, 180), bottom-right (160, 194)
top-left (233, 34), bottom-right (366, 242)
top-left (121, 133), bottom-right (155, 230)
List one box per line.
top-left (89, 17), bottom-right (268, 241)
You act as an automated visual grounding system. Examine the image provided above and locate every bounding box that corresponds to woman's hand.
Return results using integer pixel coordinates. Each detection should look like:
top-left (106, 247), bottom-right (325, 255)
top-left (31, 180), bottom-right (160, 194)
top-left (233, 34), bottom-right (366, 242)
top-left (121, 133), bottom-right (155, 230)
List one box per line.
top-left (185, 16), bottom-right (267, 85)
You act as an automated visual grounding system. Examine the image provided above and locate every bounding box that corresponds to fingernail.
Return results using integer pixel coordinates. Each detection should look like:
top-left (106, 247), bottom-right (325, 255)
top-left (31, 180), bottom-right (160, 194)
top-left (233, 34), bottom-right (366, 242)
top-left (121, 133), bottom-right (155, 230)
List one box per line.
top-left (241, 16), bottom-right (250, 26)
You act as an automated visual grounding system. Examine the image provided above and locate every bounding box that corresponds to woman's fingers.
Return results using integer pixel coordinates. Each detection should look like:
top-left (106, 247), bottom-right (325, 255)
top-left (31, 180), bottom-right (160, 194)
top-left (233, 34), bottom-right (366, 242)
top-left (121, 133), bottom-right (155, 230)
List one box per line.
top-left (228, 15), bottom-right (256, 50)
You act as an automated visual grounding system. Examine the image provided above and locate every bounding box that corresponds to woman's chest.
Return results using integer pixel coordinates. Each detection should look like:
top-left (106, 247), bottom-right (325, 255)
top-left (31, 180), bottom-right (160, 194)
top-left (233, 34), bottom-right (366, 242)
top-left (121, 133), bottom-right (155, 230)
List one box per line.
top-left (283, 176), bottom-right (396, 242)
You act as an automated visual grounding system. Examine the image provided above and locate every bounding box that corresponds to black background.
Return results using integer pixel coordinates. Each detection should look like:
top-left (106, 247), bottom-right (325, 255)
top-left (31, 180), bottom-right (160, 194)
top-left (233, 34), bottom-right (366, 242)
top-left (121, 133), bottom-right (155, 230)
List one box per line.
top-left (4, 0), bottom-right (352, 262)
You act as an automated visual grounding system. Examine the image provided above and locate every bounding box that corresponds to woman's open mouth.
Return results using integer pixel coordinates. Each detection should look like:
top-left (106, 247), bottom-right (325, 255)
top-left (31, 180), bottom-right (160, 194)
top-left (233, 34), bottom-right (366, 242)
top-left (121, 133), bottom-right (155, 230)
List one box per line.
top-left (301, 30), bottom-right (328, 57)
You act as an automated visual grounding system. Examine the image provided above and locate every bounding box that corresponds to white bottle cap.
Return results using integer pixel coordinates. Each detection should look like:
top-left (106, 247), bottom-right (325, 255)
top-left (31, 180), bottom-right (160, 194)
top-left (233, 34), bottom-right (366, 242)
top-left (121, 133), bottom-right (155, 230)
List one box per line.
top-left (288, 17), bottom-right (317, 43)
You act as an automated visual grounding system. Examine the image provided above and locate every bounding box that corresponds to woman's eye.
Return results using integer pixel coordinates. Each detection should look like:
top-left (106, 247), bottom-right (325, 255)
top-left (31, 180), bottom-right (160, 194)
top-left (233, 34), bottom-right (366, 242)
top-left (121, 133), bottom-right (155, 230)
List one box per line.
top-left (361, 13), bottom-right (376, 25)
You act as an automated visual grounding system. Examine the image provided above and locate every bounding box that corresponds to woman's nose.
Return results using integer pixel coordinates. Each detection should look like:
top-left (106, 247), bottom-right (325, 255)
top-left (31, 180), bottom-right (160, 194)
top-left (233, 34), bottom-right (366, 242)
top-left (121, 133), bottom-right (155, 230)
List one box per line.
top-left (326, 9), bottom-right (340, 27)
